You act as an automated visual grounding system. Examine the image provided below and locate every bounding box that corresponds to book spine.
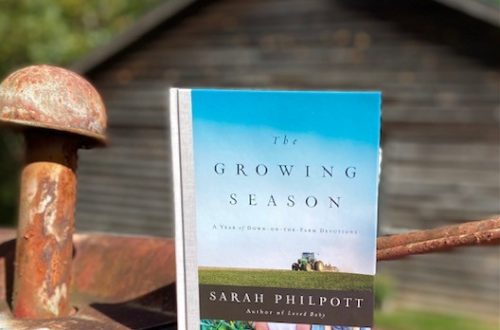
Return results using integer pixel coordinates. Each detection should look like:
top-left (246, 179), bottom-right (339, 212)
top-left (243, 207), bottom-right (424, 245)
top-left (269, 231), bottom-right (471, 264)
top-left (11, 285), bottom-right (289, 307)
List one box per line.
top-left (169, 88), bottom-right (187, 330)
top-left (171, 88), bottom-right (200, 329)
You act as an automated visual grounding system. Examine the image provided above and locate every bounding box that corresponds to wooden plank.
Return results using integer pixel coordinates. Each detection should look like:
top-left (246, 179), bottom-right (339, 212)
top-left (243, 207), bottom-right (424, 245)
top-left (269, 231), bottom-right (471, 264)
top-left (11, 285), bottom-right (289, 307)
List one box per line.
top-left (379, 196), bottom-right (497, 216)
top-left (76, 211), bottom-right (173, 237)
top-left (382, 194), bottom-right (499, 215)
top-left (379, 207), bottom-right (498, 231)
top-left (381, 181), bottom-right (499, 199)
top-left (383, 107), bottom-right (497, 124)
top-left (78, 174), bottom-right (171, 193)
top-left (384, 141), bottom-right (500, 162)
top-left (383, 124), bottom-right (499, 143)
top-left (83, 145), bottom-right (168, 160)
top-left (104, 50), bottom-right (490, 77)
top-left (76, 200), bottom-right (170, 220)
top-left (383, 164), bottom-right (499, 186)
top-left (77, 193), bottom-right (170, 211)
top-left (80, 165), bottom-right (168, 180)
top-left (78, 183), bottom-right (171, 201)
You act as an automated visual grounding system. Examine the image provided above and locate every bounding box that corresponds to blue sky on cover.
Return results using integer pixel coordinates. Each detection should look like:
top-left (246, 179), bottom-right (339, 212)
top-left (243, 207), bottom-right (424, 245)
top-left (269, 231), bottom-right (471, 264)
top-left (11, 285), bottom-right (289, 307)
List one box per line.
top-left (191, 90), bottom-right (381, 275)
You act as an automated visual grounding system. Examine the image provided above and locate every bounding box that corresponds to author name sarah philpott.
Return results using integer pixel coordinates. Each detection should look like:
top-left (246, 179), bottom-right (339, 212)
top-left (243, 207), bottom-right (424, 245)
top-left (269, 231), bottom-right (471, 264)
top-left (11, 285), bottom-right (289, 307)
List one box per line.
top-left (208, 291), bottom-right (364, 308)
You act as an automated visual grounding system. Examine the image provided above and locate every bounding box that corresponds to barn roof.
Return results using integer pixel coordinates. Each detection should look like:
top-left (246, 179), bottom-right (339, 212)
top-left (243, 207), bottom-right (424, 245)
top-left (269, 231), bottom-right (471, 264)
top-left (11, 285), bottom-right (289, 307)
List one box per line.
top-left (433, 0), bottom-right (500, 27)
top-left (72, 0), bottom-right (500, 75)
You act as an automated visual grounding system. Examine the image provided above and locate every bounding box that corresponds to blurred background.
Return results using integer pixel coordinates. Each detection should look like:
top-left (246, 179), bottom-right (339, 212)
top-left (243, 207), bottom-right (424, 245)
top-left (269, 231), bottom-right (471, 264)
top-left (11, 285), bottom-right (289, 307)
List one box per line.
top-left (0, 0), bottom-right (498, 329)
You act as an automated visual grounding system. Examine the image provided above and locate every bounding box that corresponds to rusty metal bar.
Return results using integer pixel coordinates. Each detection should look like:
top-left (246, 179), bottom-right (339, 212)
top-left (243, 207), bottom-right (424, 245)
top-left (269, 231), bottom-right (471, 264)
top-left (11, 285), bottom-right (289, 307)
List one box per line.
top-left (377, 216), bottom-right (500, 261)
top-left (13, 130), bottom-right (78, 318)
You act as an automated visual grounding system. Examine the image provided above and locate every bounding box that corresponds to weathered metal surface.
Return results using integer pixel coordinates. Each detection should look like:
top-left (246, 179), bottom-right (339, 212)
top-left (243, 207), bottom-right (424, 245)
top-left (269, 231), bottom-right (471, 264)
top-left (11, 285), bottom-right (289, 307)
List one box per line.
top-left (377, 216), bottom-right (500, 261)
top-left (0, 65), bottom-right (107, 147)
top-left (71, 233), bottom-right (177, 304)
top-left (13, 131), bottom-right (78, 318)
top-left (0, 230), bottom-right (176, 329)
top-left (0, 64), bottom-right (108, 319)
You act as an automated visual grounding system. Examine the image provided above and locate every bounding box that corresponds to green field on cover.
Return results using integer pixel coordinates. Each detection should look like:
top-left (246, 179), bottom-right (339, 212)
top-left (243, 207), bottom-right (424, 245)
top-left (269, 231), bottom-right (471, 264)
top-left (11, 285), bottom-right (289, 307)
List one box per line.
top-left (199, 267), bottom-right (373, 291)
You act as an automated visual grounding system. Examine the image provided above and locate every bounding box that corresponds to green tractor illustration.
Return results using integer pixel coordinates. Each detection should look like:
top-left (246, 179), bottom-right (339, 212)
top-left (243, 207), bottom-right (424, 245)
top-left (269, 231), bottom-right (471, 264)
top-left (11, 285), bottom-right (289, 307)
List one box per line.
top-left (291, 252), bottom-right (338, 272)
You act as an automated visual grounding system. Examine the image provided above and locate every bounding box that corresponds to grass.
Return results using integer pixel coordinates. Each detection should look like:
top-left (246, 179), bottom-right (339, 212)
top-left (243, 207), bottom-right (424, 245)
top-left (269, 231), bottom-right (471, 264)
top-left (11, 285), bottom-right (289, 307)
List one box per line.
top-left (199, 267), bottom-right (373, 291)
top-left (375, 309), bottom-right (498, 330)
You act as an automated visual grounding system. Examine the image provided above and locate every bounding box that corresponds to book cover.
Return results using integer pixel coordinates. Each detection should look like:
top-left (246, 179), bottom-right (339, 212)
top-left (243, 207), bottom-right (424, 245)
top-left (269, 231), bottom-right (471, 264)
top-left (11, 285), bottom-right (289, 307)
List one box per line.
top-left (170, 89), bottom-right (382, 330)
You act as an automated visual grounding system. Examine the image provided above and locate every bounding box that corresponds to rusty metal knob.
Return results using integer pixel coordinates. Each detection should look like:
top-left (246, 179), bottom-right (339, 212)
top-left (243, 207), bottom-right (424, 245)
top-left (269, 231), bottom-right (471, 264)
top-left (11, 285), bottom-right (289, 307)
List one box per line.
top-left (0, 65), bottom-right (107, 319)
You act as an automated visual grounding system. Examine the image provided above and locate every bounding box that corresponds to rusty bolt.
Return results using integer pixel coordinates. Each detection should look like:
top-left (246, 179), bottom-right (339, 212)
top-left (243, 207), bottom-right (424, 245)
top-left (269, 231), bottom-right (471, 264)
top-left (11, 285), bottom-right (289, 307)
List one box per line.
top-left (0, 65), bottom-right (107, 319)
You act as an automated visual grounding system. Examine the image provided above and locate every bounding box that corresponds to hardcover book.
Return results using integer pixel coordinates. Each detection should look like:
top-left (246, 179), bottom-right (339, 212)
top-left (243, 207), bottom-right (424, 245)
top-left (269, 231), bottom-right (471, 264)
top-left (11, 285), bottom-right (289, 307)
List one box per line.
top-left (170, 89), bottom-right (382, 330)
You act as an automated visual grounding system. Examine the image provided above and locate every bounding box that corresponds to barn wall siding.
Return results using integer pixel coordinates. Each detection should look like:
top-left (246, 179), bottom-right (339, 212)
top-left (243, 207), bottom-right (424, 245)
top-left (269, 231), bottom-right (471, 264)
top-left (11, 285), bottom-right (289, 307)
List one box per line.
top-left (75, 0), bottom-right (500, 321)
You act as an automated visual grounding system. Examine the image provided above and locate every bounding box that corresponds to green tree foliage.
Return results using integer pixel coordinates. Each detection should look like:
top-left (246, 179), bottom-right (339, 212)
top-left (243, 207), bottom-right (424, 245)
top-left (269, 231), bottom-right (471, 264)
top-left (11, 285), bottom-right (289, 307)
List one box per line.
top-left (0, 0), bottom-right (162, 225)
top-left (0, 0), bottom-right (161, 76)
